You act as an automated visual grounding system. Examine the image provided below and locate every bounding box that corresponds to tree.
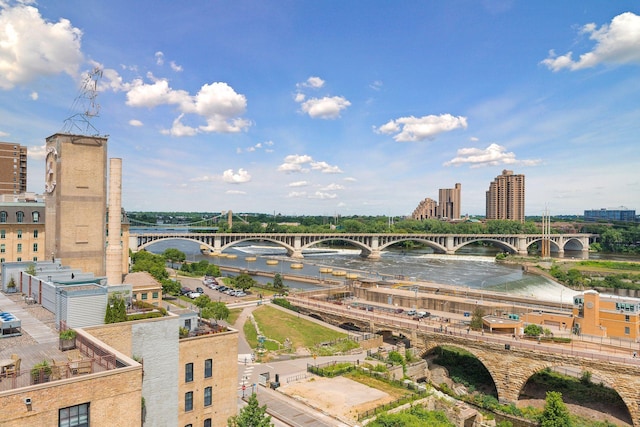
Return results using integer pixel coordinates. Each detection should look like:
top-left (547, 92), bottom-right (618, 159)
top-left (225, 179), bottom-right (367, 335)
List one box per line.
top-left (470, 306), bottom-right (484, 330)
top-left (233, 273), bottom-right (257, 291)
top-left (523, 324), bottom-right (543, 337)
top-left (201, 301), bottom-right (230, 323)
top-left (227, 393), bottom-right (273, 427)
top-left (162, 248), bottom-right (186, 268)
top-left (538, 391), bottom-right (572, 427)
top-left (273, 273), bottom-right (284, 290)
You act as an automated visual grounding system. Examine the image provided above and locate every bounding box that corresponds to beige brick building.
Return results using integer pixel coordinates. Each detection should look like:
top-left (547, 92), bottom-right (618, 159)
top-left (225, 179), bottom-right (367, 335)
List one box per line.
top-left (124, 271), bottom-right (163, 307)
top-left (0, 141), bottom-right (27, 195)
top-left (44, 133), bottom-right (108, 276)
top-left (0, 195), bottom-right (45, 264)
top-left (412, 183), bottom-right (462, 221)
top-left (486, 170), bottom-right (525, 223)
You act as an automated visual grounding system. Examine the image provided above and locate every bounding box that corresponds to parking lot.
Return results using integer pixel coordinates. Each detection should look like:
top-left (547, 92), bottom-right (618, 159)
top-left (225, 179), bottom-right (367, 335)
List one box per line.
top-left (176, 276), bottom-right (253, 303)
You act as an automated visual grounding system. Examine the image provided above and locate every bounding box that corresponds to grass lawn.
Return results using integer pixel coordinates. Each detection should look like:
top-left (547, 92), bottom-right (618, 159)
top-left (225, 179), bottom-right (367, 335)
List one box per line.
top-left (344, 370), bottom-right (414, 400)
top-left (227, 308), bottom-right (242, 326)
top-left (251, 305), bottom-right (347, 349)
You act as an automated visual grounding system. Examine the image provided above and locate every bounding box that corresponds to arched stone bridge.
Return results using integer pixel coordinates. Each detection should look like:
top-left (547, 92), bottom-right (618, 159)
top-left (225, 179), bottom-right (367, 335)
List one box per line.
top-left (130, 232), bottom-right (594, 259)
top-left (292, 297), bottom-right (640, 425)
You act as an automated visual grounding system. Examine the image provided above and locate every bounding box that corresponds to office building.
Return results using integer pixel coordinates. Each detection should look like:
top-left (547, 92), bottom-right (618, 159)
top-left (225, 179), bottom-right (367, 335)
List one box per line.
top-left (584, 207), bottom-right (636, 222)
top-left (0, 142), bottom-right (27, 195)
top-left (486, 170), bottom-right (525, 223)
top-left (438, 183), bottom-right (461, 220)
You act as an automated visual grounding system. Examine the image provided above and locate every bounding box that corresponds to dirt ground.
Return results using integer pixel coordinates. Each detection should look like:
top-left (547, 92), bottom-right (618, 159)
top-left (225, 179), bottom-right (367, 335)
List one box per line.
top-left (279, 376), bottom-right (395, 422)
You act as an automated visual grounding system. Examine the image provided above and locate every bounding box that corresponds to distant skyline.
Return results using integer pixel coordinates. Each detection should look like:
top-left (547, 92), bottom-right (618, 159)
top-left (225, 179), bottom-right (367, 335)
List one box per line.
top-left (0, 1), bottom-right (638, 216)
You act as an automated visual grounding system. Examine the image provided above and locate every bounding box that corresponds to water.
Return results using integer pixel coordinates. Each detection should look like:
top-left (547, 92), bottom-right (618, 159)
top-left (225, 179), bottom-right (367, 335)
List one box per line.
top-left (144, 238), bottom-right (603, 303)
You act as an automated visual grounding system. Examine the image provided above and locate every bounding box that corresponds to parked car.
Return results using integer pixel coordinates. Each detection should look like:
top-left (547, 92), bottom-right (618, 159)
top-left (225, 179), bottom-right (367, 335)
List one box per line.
top-left (181, 287), bottom-right (192, 295)
top-left (235, 291), bottom-right (247, 297)
top-left (196, 287), bottom-right (204, 293)
top-left (406, 309), bottom-right (417, 316)
top-left (217, 286), bottom-right (228, 292)
top-left (188, 292), bottom-right (201, 299)
top-left (417, 311), bottom-right (430, 318)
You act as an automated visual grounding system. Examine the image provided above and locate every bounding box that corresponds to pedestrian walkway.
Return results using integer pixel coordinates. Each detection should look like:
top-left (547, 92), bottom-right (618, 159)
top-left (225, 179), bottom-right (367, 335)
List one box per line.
top-left (0, 292), bottom-right (57, 344)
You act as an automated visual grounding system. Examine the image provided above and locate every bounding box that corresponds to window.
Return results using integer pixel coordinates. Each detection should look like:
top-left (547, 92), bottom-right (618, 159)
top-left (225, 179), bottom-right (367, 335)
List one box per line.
top-left (0, 258), bottom-right (4, 263)
top-left (204, 359), bottom-right (212, 378)
top-left (185, 391), bottom-right (193, 412)
top-left (0, 244), bottom-right (4, 253)
top-left (33, 243), bottom-right (38, 252)
top-left (625, 327), bottom-right (630, 335)
top-left (204, 419), bottom-right (211, 427)
top-left (17, 243), bottom-right (22, 253)
top-left (0, 211), bottom-right (6, 223)
top-left (625, 315), bottom-right (630, 322)
top-left (204, 386), bottom-right (212, 407)
top-left (152, 292), bottom-right (159, 299)
top-left (17, 229), bottom-right (22, 239)
top-left (32, 211), bottom-right (40, 222)
top-left (16, 211), bottom-right (24, 223)
top-left (59, 402), bottom-right (90, 427)
top-left (0, 229), bottom-right (4, 239)
top-left (185, 363), bottom-right (193, 383)
top-left (33, 257), bottom-right (38, 262)
top-left (16, 257), bottom-right (21, 262)
top-left (141, 293), bottom-right (148, 300)
top-left (33, 229), bottom-right (38, 238)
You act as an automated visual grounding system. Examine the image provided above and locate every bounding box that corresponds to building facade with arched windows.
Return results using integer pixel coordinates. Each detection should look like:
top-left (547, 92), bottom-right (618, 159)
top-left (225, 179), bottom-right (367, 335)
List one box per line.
top-left (0, 194), bottom-right (45, 264)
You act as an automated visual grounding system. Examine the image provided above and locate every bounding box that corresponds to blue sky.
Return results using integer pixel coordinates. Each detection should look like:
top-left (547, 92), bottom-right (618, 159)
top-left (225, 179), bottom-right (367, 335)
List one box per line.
top-left (1, 1), bottom-right (639, 216)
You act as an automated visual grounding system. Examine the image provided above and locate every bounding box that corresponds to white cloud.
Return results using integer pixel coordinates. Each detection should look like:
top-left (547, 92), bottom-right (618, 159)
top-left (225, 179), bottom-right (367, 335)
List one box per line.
top-left (155, 51), bottom-right (164, 65)
top-left (443, 143), bottom-right (541, 168)
top-left (288, 181), bottom-right (309, 187)
top-left (170, 61), bottom-right (183, 72)
top-left (542, 12), bottom-right (640, 71)
top-left (226, 190), bottom-right (246, 195)
top-left (287, 191), bottom-right (307, 198)
top-left (299, 96), bottom-right (351, 119)
top-left (310, 191), bottom-right (337, 199)
top-left (375, 114), bottom-right (468, 142)
top-left (27, 144), bottom-right (47, 160)
top-left (30, 91), bottom-right (38, 100)
top-left (311, 161), bottom-right (343, 174)
top-left (344, 177), bottom-right (357, 182)
top-left (277, 154), bottom-right (313, 173)
top-left (278, 155), bottom-right (342, 174)
top-left (0, 4), bottom-right (83, 89)
top-left (115, 76), bottom-right (250, 136)
top-left (369, 80), bottom-right (383, 91)
top-left (191, 175), bottom-right (216, 182)
top-left (320, 183), bottom-right (344, 191)
top-left (0, 130), bottom-right (8, 137)
top-left (298, 76), bottom-right (325, 88)
top-left (222, 168), bottom-right (251, 184)
top-left (294, 92), bottom-right (305, 102)
top-left (129, 119), bottom-right (143, 127)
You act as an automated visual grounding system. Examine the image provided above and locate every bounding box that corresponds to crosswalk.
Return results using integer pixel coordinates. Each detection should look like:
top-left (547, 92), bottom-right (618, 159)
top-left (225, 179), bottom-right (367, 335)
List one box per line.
top-left (238, 353), bottom-right (255, 392)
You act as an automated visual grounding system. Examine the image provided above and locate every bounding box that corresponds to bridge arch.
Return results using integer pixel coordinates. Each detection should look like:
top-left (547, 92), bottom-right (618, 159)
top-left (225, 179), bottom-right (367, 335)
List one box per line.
top-left (449, 238), bottom-right (519, 254)
top-left (137, 236), bottom-right (212, 252)
top-left (218, 237), bottom-right (296, 257)
top-left (299, 237), bottom-right (374, 257)
top-left (378, 238), bottom-right (448, 254)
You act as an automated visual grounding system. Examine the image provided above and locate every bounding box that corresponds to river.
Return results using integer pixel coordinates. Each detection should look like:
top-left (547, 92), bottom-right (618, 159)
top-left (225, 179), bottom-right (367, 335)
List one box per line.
top-left (143, 239), bottom-right (640, 306)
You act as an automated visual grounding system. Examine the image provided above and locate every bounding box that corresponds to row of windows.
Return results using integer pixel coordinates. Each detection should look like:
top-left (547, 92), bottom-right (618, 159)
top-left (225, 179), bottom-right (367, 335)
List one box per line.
top-left (0, 243), bottom-right (38, 253)
top-left (185, 419), bottom-right (212, 427)
top-left (184, 387), bottom-right (213, 411)
top-left (59, 402), bottom-right (89, 427)
top-left (0, 229), bottom-right (39, 238)
top-left (185, 359), bottom-right (213, 382)
top-left (0, 257), bottom-right (36, 263)
top-left (0, 210), bottom-right (40, 223)
top-left (138, 291), bottom-right (159, 300)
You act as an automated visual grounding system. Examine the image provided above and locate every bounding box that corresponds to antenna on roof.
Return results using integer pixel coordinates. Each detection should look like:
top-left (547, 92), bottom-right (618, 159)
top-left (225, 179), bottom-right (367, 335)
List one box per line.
top-left (61, 66), bottom-right (103, 136)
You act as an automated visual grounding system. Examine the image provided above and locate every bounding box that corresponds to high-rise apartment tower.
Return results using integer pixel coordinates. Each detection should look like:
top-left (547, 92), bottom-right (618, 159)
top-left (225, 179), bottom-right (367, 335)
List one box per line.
top-left (438, 183), bottom-right (461, 220)
top-left (0, 142), bottom-right (27, 195)
top-left (485, 170), bottom-right (525, 223)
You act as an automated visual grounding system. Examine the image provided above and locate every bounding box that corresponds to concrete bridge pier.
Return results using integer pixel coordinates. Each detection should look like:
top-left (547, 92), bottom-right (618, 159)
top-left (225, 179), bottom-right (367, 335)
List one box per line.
top-left (290, 250), bottom-right (304, 259)
top-left (366, 250), bottom-right (382, 260)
